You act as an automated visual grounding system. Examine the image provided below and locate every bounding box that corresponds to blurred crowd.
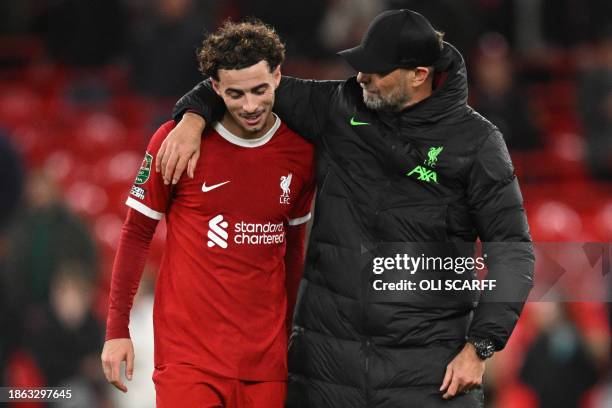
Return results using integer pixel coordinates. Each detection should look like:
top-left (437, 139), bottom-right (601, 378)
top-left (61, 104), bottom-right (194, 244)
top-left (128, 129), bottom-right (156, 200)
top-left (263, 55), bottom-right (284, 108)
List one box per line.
top-left (0, 1), bottom-right (610, 407)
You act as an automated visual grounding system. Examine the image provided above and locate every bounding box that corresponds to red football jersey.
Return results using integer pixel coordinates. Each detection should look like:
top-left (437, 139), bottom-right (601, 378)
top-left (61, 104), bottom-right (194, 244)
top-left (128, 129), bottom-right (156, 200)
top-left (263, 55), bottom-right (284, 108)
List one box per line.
top-left (126, 116), bottom-right (315, 381)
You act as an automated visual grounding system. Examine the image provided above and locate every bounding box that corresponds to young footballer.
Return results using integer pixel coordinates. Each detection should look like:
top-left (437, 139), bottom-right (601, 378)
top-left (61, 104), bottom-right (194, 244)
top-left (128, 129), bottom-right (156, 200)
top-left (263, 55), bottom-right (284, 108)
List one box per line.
top-left (101, 20), bottom-right (314, 408)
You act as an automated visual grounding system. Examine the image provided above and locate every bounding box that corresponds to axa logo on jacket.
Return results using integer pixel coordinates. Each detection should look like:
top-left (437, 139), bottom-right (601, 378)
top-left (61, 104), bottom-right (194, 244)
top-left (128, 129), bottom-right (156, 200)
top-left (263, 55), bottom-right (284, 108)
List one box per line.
top-left (406, 146), bottom-right (444, 183)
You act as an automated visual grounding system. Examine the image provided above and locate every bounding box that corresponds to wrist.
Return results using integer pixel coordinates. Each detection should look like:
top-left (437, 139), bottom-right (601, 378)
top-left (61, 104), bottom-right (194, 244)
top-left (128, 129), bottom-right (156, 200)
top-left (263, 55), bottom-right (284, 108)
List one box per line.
top-left (467, 337), bottom-right (495, 360)
top-left (182, 111), bottom-right (206, 130)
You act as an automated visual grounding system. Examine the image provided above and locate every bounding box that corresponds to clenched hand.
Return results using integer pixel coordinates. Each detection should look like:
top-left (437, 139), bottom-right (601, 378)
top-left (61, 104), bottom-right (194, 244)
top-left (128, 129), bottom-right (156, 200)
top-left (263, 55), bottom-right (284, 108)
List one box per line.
top-left (156, 112), bottom-right (206, 185)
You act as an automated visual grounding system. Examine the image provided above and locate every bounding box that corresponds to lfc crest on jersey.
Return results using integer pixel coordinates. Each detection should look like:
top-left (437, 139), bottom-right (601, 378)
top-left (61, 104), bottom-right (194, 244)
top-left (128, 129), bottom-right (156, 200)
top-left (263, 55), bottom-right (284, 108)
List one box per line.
top-left (279, 173), bottom-right (292, 205)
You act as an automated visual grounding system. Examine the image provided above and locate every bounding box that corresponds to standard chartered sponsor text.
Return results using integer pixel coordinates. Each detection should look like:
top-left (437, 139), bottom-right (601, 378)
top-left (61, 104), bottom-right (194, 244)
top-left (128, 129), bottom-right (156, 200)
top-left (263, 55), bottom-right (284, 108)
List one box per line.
top-left (234, 221), bottom-right (284, 245)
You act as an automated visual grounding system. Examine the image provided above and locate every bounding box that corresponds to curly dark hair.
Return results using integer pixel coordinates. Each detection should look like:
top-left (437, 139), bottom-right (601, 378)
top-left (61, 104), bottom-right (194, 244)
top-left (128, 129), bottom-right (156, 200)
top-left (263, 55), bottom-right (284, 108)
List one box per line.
top-left (198, 19), bottom-right (286, 81)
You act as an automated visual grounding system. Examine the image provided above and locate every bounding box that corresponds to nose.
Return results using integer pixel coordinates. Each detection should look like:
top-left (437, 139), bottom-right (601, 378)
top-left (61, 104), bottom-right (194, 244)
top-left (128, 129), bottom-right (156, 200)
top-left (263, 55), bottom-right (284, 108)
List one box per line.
top-left (356, 72), bottom-right (370, 84)
top-left (243, 94), bottom-right (258, 113)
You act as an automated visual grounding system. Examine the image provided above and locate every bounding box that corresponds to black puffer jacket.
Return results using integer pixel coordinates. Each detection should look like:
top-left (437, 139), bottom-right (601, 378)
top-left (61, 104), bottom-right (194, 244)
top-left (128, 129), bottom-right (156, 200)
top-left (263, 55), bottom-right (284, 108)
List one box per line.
top-left (174, 43), bottom-right (534, 408)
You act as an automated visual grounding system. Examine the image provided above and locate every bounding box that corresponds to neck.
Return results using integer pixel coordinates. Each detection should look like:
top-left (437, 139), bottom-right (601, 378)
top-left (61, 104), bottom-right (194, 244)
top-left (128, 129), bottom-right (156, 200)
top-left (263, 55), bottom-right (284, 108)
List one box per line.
top-left (220, 112), bottom-right (275, 140)
top-left (400, 81), bottom-right (434, 110)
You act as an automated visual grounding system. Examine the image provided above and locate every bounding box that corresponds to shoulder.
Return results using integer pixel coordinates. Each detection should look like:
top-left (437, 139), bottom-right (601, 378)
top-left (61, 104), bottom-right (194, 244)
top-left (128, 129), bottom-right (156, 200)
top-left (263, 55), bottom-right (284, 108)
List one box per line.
top-left (466, 115), bottom-right (514, 181)
top-left (146, 120), bottom-right (177, 152)
top-left (464, 108), bottom-right (508, 159)
top-left (449, 108), bottom-right (512, 181)
top-left (448, 107), bottom-right (502, 158)
top-left (277, 122), bottom-right (315, 153)
top-left (464, 107), bottom-right (500, 142)
top-left (275, 122), bottom-right (316, 177)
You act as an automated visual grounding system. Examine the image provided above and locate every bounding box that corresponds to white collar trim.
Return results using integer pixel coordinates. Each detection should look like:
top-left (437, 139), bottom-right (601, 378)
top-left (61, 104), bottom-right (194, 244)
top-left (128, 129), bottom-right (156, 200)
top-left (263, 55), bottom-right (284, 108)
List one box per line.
top-left (214, 114), bottom-right (281, 148)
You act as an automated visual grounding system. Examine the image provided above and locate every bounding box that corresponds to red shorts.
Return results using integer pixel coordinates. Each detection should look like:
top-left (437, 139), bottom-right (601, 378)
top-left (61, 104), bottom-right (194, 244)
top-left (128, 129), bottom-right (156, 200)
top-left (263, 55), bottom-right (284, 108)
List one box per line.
top-left (153, 364), bottom-right (287, 408)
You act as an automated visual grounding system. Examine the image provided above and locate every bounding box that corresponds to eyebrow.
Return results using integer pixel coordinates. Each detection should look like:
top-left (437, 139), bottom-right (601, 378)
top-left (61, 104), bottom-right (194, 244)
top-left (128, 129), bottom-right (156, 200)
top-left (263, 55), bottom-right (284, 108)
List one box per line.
top-left (251, 84), bottom-right (269, 92)
top-left (225, 83), bottom-right (269, 94)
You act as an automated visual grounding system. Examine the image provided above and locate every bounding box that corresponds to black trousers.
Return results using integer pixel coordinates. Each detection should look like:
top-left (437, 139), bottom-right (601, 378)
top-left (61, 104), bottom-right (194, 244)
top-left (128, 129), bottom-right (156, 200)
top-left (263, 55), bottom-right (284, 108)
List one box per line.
top-left (286, 375), bottom-right (484, 408)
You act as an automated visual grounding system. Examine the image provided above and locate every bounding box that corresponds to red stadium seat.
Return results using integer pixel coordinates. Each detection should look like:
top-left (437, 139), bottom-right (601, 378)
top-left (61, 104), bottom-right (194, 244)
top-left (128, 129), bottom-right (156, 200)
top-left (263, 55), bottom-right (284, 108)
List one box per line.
top-left (0, 85), bottom-right (42, 127)
top-left (532, 200), bottom-right (583, 241)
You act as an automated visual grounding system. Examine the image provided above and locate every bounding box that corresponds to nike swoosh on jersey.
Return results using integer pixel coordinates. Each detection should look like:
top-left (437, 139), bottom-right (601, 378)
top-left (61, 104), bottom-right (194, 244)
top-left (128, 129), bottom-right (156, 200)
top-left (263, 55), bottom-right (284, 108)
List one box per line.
top-left (350, 116), bottom-right (370, 126)
top-left (202, 180), bottom-right (231, 192)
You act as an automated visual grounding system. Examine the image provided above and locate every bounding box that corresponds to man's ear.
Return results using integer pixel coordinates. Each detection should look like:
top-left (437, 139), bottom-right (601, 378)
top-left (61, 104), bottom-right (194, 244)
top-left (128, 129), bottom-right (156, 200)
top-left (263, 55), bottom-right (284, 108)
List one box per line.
top-left (211, 78), bottom-right (222, 96)
top-left (412, 67), bottom-right (431, 87)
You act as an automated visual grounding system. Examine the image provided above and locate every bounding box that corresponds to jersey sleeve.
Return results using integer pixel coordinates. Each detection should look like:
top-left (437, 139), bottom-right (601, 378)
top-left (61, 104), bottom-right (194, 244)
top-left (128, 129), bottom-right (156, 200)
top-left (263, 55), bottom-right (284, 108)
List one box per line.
top-left (105, 208), bottom-right (158, 340)
top-left (288, 168), bottom-right (316, 227)
top-left (125, 121), bottom-right (176, 220)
